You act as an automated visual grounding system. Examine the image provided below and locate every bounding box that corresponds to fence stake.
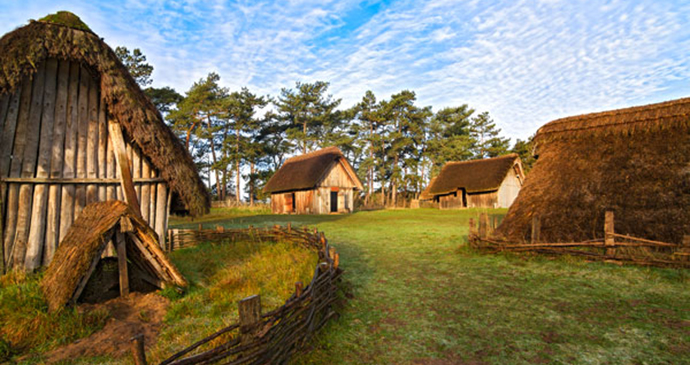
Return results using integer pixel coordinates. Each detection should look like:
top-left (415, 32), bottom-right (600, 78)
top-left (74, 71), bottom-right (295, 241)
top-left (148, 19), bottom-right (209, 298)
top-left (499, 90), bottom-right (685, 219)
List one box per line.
top-left (130, 334), bottom-right (147, 365)
top-left (295, 281), bottom-right (303, 297)
top-left (239, 295), bottom-right (261, 344)
top-left (334, 253), bottom-right (340, 269)
top-left (682, 235), bottom-right (690, 262)
top-left (287, 222), bottom-right (292, 232)
top-left (605, 211), bottom-right (615, 256)
top-left (479, 213), bottom-right (489, 239)
top-left (531, 216), bottom-right (541, 244)
top-left (468, 218), bottom-right (476, 237)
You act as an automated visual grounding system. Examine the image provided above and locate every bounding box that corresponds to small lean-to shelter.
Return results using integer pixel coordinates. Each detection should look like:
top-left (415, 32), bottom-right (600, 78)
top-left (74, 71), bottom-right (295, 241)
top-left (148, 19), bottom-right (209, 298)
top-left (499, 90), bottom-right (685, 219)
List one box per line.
top-left (264, 147), bottom-right (363, 214)
top-left (420, 154), bottom-right (524, 209)
top-left (496, 97), bottom-right (690, 244)
top-left (0, 12), bottom-right (209, 272)
top-left (40, 201), bottom-right (187, 312)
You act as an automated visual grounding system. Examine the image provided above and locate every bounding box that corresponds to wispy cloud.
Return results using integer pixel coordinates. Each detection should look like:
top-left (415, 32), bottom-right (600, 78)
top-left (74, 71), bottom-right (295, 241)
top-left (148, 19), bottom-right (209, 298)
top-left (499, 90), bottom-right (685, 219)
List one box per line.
top-left (2, 0), bottom-right (689, 140)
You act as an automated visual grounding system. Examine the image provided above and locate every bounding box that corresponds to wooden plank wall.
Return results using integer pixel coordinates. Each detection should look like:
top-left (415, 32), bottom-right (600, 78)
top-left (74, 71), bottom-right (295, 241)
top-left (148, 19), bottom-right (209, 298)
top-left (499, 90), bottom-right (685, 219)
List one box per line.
top-left (0, 59), bottom-right (170, 271)
top-left (467, 191), bottom-right (498, 209)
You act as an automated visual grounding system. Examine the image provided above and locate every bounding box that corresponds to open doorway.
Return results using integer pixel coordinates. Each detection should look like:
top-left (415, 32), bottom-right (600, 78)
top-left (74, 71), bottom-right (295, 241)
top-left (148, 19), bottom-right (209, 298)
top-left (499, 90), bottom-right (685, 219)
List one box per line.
top-left (330, 191), bottom-right (338, 213)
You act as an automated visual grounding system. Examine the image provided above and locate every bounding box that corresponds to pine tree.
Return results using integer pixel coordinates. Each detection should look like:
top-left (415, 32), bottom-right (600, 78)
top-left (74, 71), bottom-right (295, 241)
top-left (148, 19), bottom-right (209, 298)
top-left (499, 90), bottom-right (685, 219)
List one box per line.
top-left (470, 111), bottom-right (510, 158)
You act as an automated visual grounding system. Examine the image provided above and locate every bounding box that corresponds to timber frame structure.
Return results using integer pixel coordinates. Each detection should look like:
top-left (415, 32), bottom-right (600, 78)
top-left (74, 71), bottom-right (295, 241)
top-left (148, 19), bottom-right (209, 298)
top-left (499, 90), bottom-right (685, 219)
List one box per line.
top-left (264, 147), bottom-right (364, 214)
top-left (0, 12), bottom-right (209, 272)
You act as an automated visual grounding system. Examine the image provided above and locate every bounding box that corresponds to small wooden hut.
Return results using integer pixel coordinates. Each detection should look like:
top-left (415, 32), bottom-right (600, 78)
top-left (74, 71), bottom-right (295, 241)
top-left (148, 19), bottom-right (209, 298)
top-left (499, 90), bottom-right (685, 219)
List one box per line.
top-left (420, 154), bottom-right (524, 209)
top-left (496, 97), bottom-right (690, 244)
top-left (264, 147), bottom-right (363, 214)
top-left (40, 201), bottom-right (187, 312)
top-left (0, 12), bottom-right (209, 272)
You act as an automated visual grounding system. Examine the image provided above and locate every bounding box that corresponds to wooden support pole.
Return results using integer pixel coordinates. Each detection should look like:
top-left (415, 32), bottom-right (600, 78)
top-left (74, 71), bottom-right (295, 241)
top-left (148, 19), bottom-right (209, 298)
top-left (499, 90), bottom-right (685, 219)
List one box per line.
top-left (531, 216), bottom-right (541, 244)
top-left (130, 333), bottom-right (147, 365)
top-left (239, 295), bottom-right (261, 344)
top-left (115, 231), bottom-right (130, 297)
top-left (108, 121), bottom-right (141, 217)
top-left (605, 211), bottom-right (615, 256)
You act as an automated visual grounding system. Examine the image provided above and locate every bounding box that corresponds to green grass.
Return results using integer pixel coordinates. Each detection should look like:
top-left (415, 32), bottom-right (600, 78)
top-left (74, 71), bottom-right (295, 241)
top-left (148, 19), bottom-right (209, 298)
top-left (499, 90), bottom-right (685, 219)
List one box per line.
top-left (177, 208), bottom-right (690, 364)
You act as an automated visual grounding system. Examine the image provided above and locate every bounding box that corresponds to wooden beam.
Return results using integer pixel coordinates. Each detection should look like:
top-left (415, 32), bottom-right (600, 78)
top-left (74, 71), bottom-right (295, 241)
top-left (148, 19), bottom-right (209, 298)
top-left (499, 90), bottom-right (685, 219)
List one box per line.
top-left (0, 177), bottom-right (166, 184)
top-left (115, 230), bottom-right (130, 297)
top-left (108, 121), bottom-right (141, 217)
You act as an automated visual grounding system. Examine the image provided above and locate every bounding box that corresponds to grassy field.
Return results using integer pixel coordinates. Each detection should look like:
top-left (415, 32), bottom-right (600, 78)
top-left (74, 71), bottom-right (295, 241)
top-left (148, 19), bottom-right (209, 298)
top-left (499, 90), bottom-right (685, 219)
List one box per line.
top-left (173, 208), bottom-right (690, 364)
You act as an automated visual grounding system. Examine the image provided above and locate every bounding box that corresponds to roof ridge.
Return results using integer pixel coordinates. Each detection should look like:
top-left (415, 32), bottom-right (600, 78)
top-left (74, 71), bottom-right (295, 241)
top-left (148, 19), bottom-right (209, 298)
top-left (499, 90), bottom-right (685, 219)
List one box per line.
top-left (445, 153), bottom-right (518, 166)
top-left (284, 146), bottom-right (342, 164)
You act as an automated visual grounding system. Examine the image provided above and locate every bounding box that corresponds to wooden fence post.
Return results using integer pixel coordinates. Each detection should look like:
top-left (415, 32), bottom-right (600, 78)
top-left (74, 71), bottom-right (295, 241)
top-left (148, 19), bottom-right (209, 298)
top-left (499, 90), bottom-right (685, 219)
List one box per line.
top-left (167, 229), bottom-right (173, 252)
top-left (287, 222), bottom-right (292, 233)
top-left (130, 333), bottom-right (147, 365)
top-left (468, 218), bottom-right (476, 237)
top-left (334, 253), bottom-right (340, 270)
top-left (478, 213), bottom-right (489, 239)
top-left (681, 235), bottom-right (690, 262)
top-left (531, 216), bottom-right (541, 244)
top-left (239, 295), bottom-right (261, 344)
top-left (295, 281), bottom-right (303, 297)
top-left (605, 211), bottom-right (615, 256)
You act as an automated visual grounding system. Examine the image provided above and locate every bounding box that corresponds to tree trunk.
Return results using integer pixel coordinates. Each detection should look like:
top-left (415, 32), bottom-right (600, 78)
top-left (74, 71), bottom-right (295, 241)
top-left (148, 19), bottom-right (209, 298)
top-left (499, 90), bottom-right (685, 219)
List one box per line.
top-left (302, 119), bottom-right (308, 154)
top-left (206, 115), bottom-right (221, 199)
top-left (249, 161), bottom-right (255, 206)
top-left (236, 127), bottom-right (241, 203)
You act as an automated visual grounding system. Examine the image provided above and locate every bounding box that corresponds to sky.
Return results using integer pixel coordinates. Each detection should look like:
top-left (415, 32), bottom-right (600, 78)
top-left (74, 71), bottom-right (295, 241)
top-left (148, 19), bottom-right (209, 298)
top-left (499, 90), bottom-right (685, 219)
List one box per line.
top-left (2, 0), bottom-right (689, 141)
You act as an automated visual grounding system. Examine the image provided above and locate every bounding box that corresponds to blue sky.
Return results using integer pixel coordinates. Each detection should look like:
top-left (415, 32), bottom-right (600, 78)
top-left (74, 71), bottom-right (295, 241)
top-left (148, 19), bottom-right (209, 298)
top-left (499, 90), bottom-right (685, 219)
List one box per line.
top-left (2, 0), bottom-right (689, 140)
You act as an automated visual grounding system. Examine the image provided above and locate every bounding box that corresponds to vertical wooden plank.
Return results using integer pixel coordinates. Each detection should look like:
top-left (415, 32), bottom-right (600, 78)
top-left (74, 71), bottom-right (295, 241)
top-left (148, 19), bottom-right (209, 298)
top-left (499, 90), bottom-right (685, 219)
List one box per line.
top-left (86, 74), bottom-right (99, 204)
top-left (106, 137), bottom-right (116, 200)
top-left (74, 65), bottom-right (90, 216)
top-left (97, 94), bottom-right (108, 201)
top-left (141, 157), bottom-right (150, 223)
top-left (43, 59), bottom-right (70, 265)
top-left (0, 88), bottom-right (20, 178)
top-left (59, 62), bottom-right (80, 242)
top-left (531, 215), bottom-right (541, 244)
top-left (26, 58), bottom-right (59, 270)
top-left (108, 121), bottom-right (142, 216)
top-left (239, 294), bottom-right (261, 344)
top-left (12, 62), bottom-right (47, 269)
top-left (149, 168), bottom-right (157, 228)
top-left (0, 93), bottom-right (9, 138)
top-left (605, 211), bottom-right (615, 256)
top-left (4, 78), bottom-right (33, 266)
top-left (115, 230), bottom-right (130, 296)
top-left (132, 146), bottom-right (142, 204)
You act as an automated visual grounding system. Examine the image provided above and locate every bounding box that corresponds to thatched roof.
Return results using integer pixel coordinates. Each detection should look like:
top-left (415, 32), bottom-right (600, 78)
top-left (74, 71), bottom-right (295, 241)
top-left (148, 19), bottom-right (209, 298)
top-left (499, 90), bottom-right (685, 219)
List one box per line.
top-left (496, 97), bottom-right (690, 244)
top-left (264, 146), bottom-right (363, 193)
top-left (422, 154), bottom-right (521, 198)
top-left (40, 201), bottom-right (187, 312)
top-left (0, 11), bottom-right (209, 216)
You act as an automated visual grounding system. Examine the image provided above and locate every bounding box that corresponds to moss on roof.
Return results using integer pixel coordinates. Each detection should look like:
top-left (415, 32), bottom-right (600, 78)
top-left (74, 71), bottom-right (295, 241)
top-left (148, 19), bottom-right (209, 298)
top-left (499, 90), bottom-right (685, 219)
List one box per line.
top-left (38, 11), bottom-right (91, 32)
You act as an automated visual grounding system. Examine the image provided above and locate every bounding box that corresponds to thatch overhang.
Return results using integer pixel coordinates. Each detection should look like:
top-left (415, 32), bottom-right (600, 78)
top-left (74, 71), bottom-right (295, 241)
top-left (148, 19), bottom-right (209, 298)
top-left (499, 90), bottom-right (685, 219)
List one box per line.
top-left (496, 97), bottom-right (690, 244)
top-left (423, 154), bottom-right (521, 197)
top-left (40, 201), bottom-right (187, 312)
top-left (0, 11), bottom-right (209, 216)
top-left (263, 146), bottom-right (363, 194)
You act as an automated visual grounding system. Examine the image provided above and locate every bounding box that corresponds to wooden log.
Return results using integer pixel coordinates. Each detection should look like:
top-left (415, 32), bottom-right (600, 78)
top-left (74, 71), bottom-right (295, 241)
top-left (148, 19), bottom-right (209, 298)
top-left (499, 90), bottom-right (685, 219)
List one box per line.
top-left (130, 334), bottom-right (148, 365)
top-left (334, 253), bottom-right (339, 269)
top-left (605, 211), bottom-right (615, 256)
top-left (58, 61), bottom-right (80, 242)
top-left (108, 121), bottom-right (142, 217)
top-left (26, 58), bottom-right (59, 271)
top-left (74, 65), bottom-right (90, 216)
top-left (155, 182), bottom-right (168, 249)
top-left (106, 130), bottom-right (117, 200)
top-left (0, 87), bottom-right (21, 180)
top-left (148, 168), bottom-right (157, 230)
top-left (43, 60), bottom-right (70, 265)
top-left (531, 215), bottom-right (541, 244)
top-left (12, 61), bottom-right (47, 269)
top-left (97, 94), bottom-right (108, 201)
top-left (116, 230), bottom-right (130, 297)
top-left (141, 157), bottom-right (150, 223)
top-left (86, 76), bottom-right (99, 204)
top-left (2, 177), bottom-right (166, 184)
top-left (133, 146), bottom-right (142, 204)
top-left (239, 295), bottom-right (261, 344)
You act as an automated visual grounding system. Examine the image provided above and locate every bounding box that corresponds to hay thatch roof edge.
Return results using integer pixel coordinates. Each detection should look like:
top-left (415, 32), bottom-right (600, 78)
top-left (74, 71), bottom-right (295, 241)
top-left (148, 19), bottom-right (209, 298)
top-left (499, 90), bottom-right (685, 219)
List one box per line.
top-left (423, 154), bottom-right (521, 197)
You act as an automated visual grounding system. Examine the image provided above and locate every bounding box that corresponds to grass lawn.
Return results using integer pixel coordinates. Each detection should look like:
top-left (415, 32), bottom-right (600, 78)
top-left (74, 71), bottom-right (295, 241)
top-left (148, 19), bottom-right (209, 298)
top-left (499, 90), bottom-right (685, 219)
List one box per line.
top-left (175, 208), bottom-right (690, 364)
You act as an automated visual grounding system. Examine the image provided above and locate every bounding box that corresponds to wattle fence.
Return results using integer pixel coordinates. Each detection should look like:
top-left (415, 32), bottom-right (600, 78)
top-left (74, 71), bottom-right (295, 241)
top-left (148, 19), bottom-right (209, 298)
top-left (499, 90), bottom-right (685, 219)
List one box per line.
top-left (131, 224), bottom-right (342, 365)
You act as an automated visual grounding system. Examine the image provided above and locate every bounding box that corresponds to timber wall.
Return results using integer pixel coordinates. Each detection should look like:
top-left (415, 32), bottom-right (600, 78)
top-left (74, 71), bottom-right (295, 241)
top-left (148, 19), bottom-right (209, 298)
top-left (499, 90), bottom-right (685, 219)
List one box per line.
top-left (0, 59), bottom-right (170, 271)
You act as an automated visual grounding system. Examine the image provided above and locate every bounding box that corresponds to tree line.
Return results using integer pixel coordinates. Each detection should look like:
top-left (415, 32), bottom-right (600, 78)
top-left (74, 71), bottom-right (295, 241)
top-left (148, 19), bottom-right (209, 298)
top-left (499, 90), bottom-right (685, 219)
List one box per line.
top-left (117, 47), bottom-right (535, 206)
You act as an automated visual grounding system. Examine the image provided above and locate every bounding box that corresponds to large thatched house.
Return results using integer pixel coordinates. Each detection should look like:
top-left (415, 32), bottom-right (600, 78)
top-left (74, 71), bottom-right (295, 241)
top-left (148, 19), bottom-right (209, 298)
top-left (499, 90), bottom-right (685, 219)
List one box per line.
top-left (496, 97), bottom-right (690, 244)
top-left (421, 154), bottom-right (524, 209)
top-left (0, 12), bottom-right (209, 272)
top-left (264, 147), bottom-right (363, 214)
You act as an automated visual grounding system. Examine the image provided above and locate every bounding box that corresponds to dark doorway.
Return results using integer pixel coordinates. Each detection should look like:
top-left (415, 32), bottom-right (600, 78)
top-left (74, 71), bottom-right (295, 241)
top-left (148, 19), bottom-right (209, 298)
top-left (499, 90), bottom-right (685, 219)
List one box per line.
top-left (330, 191), bottom-right (338, 213)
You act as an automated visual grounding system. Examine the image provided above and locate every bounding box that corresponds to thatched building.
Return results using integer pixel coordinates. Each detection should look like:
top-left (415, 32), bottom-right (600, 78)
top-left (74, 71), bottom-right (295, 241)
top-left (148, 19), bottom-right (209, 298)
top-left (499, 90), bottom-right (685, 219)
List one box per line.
top-left (0, 12), bottom-right (209, 272)
top-left (264, 147), bottom-right (363, 214)
top-left (421, 154), bottom-right (524, 209)
top-left (496, 97), bottom-right (690, 244)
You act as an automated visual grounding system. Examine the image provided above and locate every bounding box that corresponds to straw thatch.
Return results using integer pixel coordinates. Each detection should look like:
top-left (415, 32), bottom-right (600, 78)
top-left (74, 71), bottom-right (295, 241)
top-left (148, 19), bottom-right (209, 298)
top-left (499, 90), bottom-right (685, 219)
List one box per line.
top-left (0, 11), bottom-right (209, 216)
top-left (421, 154), bottom-right (521, 198)
top-left (40, 200), bottom-right (187, 312)
top-left (264, 146), bottom-right (363, 193)
top-left (496, 97), bottom-right (690, 244)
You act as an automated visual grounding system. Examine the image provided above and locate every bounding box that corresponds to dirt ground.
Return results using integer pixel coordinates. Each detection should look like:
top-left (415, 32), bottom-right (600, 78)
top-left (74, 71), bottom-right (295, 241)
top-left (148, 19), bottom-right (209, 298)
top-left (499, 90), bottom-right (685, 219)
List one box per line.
top-left (45, 292), bottom-right (169, 363)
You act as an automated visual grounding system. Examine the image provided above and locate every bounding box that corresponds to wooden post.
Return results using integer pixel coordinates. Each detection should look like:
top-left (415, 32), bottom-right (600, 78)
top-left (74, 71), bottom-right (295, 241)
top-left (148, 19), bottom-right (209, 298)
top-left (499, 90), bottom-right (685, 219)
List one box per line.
top-left (531, 215), bottom-right (541, 244)
top-left (130, 333), bottom-right (147, 365)
top-left (167, 229), bottom-right (173, 252)
top-left (198, 223), bottom-right (202, 231)
top-left (468, 218), bottom-right (476, 237)
top-left (0, 194), bottom-right (4, 273)
top-left (334, 253), bottom-right (340, 270)
top-left (681, 236), bottom-right (690, 262)
top-left (605, 211), bottom-right (615, 256)
top-left (108, 121), bottom-right (141, 217)
top-left (287, 222), bottom-right (291, 233)
top-left (115, 231), bottom-right (129, 297)
top-left (478, 213), bottom-right (489, 239)
top-left (239, 295), bottom-right (261, 344)
top-left (295, 281), bottom-right (303, 297)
